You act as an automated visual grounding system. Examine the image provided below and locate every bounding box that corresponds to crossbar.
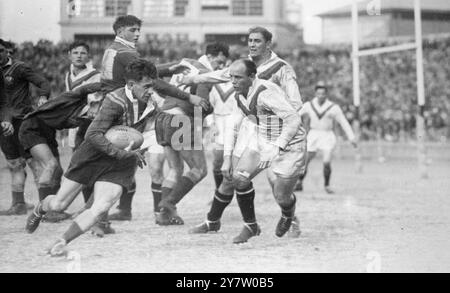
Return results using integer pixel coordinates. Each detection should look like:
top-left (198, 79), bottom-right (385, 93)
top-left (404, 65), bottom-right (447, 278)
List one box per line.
top-left (357, 43), bottom-right (417, 57)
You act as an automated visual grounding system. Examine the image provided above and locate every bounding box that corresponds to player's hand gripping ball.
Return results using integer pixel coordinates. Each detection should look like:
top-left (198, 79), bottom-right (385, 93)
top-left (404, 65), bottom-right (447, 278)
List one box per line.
top-left (105, 126), bottom-right (144, 150)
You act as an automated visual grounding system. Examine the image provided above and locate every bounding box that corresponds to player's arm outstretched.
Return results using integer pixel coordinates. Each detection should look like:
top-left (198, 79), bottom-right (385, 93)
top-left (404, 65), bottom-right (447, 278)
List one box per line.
top-left (73, 82), bottom-right (103, 97)
top-left (181, 67), bottom-right (231, 86)
top-left (20, 63), bottom-right (51, 106)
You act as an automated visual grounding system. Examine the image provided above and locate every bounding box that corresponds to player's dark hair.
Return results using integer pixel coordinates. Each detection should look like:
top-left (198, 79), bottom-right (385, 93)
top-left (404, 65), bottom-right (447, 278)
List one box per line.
top-left (0, 39), bottom-right (9, 49)
top-left (113, 15), bottom-right (142, 34)
top-left (69, 41), bottom-right (90, 53)
top-left (125, 59), bottom-right (158, 81)
top-left (205, 42), bottom-right (230, 58)
top-left (236, 59), bottom-right (257, 77)
top-left (248, 27), bottom-right (273, 43)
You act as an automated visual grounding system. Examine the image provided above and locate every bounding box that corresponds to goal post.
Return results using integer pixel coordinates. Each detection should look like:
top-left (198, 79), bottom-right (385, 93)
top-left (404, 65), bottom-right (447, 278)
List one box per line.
top-left (351, 0), bottom-right (428, 178)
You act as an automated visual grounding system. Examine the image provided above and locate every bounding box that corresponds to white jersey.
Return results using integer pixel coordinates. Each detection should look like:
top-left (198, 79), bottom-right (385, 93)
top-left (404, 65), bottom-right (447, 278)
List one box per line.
top-left (194, 52), bottom-right (303, 111)
top-left (64, 63), bottom-right (101, 148)
top-left (210, 82), bottom-right (236, 116)
top-left (299, 97), bottom-right (355, 141)
top-left (65, 63), bottom-right (101, 92)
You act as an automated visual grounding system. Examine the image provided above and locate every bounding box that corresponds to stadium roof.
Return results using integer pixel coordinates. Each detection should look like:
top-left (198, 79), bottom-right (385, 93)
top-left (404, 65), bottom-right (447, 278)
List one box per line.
top-left (317, 0), bottom-right (450, 17)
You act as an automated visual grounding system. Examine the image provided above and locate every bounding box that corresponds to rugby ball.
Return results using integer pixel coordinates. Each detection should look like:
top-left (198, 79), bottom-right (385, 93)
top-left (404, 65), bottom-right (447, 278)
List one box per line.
top-left (105, 126), bottom-right (144, 150)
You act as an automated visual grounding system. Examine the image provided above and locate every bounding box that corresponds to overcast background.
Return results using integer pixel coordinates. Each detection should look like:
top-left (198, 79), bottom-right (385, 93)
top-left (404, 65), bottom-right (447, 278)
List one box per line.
top-left (0, 0), bottom-right (361, 44)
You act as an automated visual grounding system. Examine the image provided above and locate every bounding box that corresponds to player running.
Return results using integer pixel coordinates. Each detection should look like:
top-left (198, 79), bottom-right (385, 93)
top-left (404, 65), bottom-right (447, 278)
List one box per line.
top-left (295, 82), bottom-right (358, 194)
top-left (102, 15), bottom-right (194, 223)
top-left (190, 59), bottom-right (306, 244)
top-left (153, 43), bottom-right (227, 225)
top-left (25, 59), bottom-right (210, 256)
top-left (183, 27), bottom-right (304, 237)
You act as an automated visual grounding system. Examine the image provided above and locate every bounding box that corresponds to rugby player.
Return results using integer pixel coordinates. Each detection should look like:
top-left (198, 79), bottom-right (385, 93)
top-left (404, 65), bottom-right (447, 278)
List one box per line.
top-left (190, 59), bottom-right (306, 244)
top-left (183, 27), bottom-right (304, 237)
top-left (0, 39), bottom-right (50, 216)
top-left (25, 59), bottom-right (209, 256)
top-left (296, 82), bottom-right (358, 194)
top-left (153, 43), bottom-right (227, 225)
top-left (103, 15), bottom-right (195, 223)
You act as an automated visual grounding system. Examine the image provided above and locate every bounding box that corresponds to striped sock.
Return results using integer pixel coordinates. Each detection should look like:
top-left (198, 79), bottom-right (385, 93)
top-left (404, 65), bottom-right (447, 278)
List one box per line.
top-left (12, 192), bottom-right (25, 206)
top-left (207, 191), bottom-right (234, 222)
top-left (151, 183), bottom-right (162, 213)
top-left (236, 183), bottom-right (256, 224)
top-left (324, 163), bottom-right (332, 187)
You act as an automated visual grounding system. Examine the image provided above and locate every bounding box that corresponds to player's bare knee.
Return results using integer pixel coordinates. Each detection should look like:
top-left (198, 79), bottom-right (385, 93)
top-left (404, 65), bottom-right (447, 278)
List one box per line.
top-left (91, 196), bottom-right (117, 215)
top-left (274, 193), bottom-right (294, 207)
top-left (219, 179), bottom-right (234, 195)
top-left (232, 173), bottom-right (252, 190)
top-left (212, 157), bottom-right (224, 172)
top-left (185, 167), bottom-right (207, 184)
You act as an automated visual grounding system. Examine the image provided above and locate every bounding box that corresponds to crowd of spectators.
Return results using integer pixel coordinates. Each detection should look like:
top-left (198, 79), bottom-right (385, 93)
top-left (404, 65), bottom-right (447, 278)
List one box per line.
top-left (7, 35), bottom-right (449, 142)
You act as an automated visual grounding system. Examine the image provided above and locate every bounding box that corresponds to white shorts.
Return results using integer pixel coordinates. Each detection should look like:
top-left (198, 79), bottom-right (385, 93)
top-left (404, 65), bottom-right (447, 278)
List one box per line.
top-left (307, 130), bottom-right (337, 153)
top-left (142, 130), bottom-right (164, 155)
top-left (68, 128), bottom-right (78, 148)
top-left (233, 118), bottom-right (258, 158)
top-left (258, 138), bottom-right (307, 178)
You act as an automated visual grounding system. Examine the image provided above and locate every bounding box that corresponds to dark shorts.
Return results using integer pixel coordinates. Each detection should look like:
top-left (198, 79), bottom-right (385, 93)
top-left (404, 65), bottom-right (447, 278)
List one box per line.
top-left (155, 112), bottom-right (201, 150)
top-left (18, 117), bottom-right (59, 158)
top-left (73, 119), bottom-right (92, 151)
top-left (65, 141), bottom-right (138, 192)
top-left (0, 119), bottom-right (30, 160)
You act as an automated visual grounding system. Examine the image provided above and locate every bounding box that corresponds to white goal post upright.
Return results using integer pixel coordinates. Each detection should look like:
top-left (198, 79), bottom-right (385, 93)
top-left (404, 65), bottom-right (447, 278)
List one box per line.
top-left (351, 0), bottom-right (428, 178)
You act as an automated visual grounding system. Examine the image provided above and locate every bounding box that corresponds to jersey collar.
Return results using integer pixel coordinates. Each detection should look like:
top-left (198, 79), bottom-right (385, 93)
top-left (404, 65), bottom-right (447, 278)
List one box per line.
top-left (1, 58), bottom-right (12, 69)
top-left (249, 51), bottom-right (277, 67)
top-left (125, 86), bottom-right (137, 103)
top-left (115, 37), bottom-right (136, 49)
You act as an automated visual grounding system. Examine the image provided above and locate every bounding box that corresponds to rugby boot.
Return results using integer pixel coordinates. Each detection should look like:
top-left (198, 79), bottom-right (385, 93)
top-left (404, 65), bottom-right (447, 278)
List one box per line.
top-left (294, 180), bottom-right (303, 192)
top-left (154, 212), bottom-right (161, 225)
top-left (325, 186), bottom-right (335, 194)
top-left (91, 221), bottom-right (116, 238)
top-left (156, 206), bottom-right (184, 226)
top-left (47, 239), bottom-right (68, 257)
top-left (25, 203), bottom-right (45, 234)
top-left (232, 223), bottom-right (261, 244)
top-left (275, 215), bottom-right (294, 238)
top-left (108, 209), bottom-right (132, 221)
top-left (0, 203), bottom-right (28, 216)
top-left (42, 211), bottom-right (72, 223)
top-left (287, 216), bottom-right (302, 238)
top-left (189, 220), bottom-right (221, 234)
